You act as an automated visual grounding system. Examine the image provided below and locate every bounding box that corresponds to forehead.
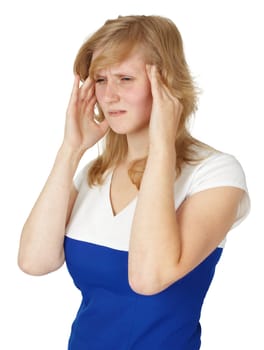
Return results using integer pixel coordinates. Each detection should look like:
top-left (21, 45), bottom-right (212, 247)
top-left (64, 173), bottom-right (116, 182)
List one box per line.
top-left (91, 48), bottom-right (147, 74)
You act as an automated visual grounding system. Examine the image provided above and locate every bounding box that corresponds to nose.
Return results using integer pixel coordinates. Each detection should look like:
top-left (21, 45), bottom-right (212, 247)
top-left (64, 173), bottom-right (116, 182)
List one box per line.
top-left (103, 81), bottom-right (120, 103)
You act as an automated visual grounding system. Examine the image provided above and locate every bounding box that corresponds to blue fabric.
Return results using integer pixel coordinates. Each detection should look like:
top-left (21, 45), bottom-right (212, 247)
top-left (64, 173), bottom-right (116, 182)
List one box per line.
top-left (64, 236), bottom-right (222, 349)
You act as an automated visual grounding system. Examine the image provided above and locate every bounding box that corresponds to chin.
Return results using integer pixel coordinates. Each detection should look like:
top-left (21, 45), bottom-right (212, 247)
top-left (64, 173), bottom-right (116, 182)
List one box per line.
top-left (108, 121), bottom-right (149, 136)
top-left (110, 128), bottom-right (130, 135)
top-left (108, 123), bottom-right (133, 135)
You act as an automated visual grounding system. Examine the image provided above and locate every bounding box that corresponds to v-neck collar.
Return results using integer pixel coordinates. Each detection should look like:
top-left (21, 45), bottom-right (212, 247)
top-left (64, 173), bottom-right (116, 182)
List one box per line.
top-left (106, 169), bottom-right (138, 218)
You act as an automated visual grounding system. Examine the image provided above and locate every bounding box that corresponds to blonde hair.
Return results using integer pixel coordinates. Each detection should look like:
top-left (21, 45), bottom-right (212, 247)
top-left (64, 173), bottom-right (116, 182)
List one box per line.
top-left (74, 15), bottom-right (209, 189)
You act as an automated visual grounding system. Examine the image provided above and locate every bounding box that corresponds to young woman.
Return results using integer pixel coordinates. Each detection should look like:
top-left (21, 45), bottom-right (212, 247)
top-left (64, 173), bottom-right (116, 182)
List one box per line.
top-left (18, 15), bottom-right (250, 350)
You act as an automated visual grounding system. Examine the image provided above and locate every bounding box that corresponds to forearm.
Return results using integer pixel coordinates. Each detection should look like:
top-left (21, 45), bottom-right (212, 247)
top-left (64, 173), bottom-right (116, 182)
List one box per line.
top-left (18, 145), bottom-right (82, 275)
top-left (129, 147), bottom-right (181, 295)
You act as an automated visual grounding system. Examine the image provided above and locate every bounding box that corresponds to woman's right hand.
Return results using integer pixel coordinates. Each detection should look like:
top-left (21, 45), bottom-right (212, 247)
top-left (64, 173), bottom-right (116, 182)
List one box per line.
top-left (63, 75), bottom-right (109, 154)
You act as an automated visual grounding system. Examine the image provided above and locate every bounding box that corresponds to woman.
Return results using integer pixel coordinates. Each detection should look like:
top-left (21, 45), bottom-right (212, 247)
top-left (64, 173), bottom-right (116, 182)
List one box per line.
top-left (18, 15), bottom-right (250, 349)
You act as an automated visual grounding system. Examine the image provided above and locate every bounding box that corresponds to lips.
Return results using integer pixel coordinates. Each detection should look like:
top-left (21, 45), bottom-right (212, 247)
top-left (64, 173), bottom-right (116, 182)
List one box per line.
top-left (108, 110), bottom-right (127, 117)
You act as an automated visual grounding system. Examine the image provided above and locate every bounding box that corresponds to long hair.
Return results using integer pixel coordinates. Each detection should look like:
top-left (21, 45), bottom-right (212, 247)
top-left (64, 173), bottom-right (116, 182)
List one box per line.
top-left (73, 15), bottom-right (209, 189)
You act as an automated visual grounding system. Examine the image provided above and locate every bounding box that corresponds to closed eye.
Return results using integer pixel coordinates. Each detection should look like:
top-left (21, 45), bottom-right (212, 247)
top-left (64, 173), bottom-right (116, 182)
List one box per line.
top-left (94, 75), bottom-right (134, 84)
top-left (121, 76), bottom-right (133, 81)
top-left (95, 77), bottom-right (106, 84)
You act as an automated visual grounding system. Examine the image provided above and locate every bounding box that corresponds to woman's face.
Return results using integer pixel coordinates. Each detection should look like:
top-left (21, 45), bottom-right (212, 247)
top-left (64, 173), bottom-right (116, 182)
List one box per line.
top-left (93, 50), bottom-right (153, 135)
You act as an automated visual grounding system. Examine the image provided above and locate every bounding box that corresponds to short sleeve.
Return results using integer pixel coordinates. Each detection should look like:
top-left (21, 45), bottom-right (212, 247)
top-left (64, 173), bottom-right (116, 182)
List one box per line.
top-left (188, 152), bottom-right (250, 229)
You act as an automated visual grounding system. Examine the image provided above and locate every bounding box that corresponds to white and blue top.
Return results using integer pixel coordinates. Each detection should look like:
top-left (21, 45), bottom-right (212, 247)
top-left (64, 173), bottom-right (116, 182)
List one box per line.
top-left (64, 149), bottom-right (250, 350)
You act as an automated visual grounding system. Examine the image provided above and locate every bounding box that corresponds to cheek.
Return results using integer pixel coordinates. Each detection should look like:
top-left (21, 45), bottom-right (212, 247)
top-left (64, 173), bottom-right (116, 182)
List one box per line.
top-left (134, 89), bottom-right (152, 113)
top-left (129, 82), bottom-right (152, 105)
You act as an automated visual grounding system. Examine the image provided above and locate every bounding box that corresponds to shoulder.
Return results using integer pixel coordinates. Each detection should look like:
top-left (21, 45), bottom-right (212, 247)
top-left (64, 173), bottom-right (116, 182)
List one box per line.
top-left (179, 144), bottom-right (248, 190)
top-left (189, 148), bottom-right (248, 193)
top-left (176, 146), bottom-right (248, 201)
top-left (184, 146), bottom-right (250, 229)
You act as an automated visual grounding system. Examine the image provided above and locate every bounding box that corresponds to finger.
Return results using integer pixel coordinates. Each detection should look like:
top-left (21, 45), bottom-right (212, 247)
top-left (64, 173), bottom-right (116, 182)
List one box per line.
top-left (79, 80), bottom-right (96, 116)
top-left (68, 75), bottom-right (80, 107)
top-left (79, 76), bottom-right (94, 101)
top-left (147, 65), bottom-right (173, 103)
top-left (147, 65), bottom-right (184, 123)
top-left (146, 65), bottom-right (160, 95)
top-left (81, 95), bottom-right (97, 120)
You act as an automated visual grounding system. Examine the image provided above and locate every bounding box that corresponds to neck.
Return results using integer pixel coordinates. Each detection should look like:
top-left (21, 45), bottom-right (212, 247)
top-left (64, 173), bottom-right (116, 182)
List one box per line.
top-left (125, 127), bottom-right (149, 163)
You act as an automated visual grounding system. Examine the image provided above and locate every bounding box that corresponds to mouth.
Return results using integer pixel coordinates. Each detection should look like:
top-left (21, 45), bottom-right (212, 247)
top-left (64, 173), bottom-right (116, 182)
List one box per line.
top-left (108, 110), bottom-right (127, 117)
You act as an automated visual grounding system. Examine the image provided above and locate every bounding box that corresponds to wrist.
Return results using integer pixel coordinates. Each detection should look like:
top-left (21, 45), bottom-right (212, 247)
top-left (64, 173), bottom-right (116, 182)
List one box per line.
top-left (148, 143), bottom-right (176, 163)
top-left (57, 143), bottom-right (84, 168)
top-left (147, 146), bottom-right (177, 181)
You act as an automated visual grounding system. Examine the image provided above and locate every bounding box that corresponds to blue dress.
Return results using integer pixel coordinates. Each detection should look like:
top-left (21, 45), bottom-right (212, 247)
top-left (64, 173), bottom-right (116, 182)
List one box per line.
top-left (64, 151), bottom-right (250, 349)
top-left (65, 237), bottom-right (222, 349)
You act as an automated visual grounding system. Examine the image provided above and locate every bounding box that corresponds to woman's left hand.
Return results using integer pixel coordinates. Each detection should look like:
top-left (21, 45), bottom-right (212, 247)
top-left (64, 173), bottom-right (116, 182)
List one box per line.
top-left (146, 65), bottom-right (183, 154)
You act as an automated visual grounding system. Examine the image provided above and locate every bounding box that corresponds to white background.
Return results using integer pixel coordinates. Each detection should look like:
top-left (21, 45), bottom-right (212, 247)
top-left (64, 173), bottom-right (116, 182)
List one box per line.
top-left (0, 0), bottom-right (263, 349)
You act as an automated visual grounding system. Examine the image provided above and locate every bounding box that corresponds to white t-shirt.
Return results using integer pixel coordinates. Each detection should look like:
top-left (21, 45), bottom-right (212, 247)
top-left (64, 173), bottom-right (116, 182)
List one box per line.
top-left (66, 149), bottom-right (250, 251)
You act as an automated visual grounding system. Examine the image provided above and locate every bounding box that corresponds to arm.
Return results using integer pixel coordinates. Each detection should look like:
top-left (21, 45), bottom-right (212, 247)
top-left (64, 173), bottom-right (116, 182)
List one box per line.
top-left (18, 147), bottom-right (80, 275)
top-left (18, 76), bottom-right (109, 275)
top-left (128, 66), bottom-right (244, 295)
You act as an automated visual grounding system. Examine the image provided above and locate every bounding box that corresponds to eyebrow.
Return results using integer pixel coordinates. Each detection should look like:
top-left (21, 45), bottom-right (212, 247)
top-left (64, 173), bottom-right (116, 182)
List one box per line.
top-left (94, 72), bottom-right (134, 78)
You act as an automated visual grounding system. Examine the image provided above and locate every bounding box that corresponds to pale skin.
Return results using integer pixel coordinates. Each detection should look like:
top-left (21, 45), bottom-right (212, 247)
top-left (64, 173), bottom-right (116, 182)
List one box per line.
top-left (18, 50), bottom-right (244, 296)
